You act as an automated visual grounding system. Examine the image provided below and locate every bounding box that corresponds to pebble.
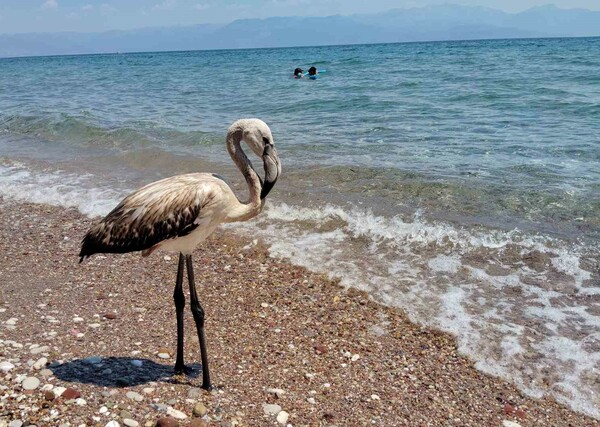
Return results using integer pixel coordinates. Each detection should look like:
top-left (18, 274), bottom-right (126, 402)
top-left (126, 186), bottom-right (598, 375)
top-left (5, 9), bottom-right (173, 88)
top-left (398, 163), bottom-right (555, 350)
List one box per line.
top-left (503, 422), bottom-right (522, 427)
top-left (30, 345), bottom-right (50, 355)
top-left (123, 419), bottom-right (139, 427)
top-left (120, 410), bottom-right (132, 419)
top-left (44, 390), bottom-right (55, 401)
top-left (53, 386), bottom-right (66, 397)
top-left (105, 422), bottom-right (120, 427)
top-left (187, 388), bottom-right (201, 399)
top-left (262, 403), bottom-right (282, 415)
top-left (131, 359), bottom-right (143, 367)
top-left (99, 406), bottom-right (108, 414)
top-left (33, 357), bottom-right (48, 370)
top-left (266, 388), bottom-right (285, 398)
top-left (307, 397), bottom-right (316, 404)
top-left (157, 352), bottom-right (170, 359)
top-left (192, 402), bottom-right (207, 417)
top-left (22, 376), bottom-right (41, 390)
top-left (0, 361), bottom-right (15, 372)
top-left (126, 391), bottom-right (144, 402)
top-left (73, 317), bottom-right (84, 322)
top-left (104, 312), bottom-right (117, 320)
top-left (371, 394), bottom-right (380, 400)
top-left (143, 387), bottom-right (155, 394)
top-left (40, 368), bottom-right (54, 377)
top-left (351, 354), bottom-right (360, 362)
top-left (155, 418), bottom-right (179, 427)
top-left (166, 407), bottom-right (187, 419)
top-left (189, 420), bottom-right (208, 427)
top-left (75, 397), bottom-right (87, 405)
top-left (9, 421), bottom-right (23, 427)
top-left (5, 318), bottom-right (18, 326)
top-left (89, 323), bottom-right (101, 328)
top-left (276, 411), bottom-right (289, 425)
top-left (83, 356), bottom-right (103, 365)
top-left (62, 387), bottom-right (81, 399)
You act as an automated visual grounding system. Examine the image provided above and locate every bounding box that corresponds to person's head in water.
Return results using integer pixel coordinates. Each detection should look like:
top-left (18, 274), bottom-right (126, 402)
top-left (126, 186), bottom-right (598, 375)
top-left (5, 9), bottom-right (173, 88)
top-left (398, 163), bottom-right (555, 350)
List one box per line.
top-left (294, 68), bottom-right (303, 78)
top-left (308, 66), bottom-right (317, 76)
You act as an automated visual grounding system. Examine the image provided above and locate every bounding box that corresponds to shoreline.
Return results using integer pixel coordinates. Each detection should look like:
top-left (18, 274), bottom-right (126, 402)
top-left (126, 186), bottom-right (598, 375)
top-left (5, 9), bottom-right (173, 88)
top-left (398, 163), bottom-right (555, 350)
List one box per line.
top-left (0, 197), bottom-right (597, 426)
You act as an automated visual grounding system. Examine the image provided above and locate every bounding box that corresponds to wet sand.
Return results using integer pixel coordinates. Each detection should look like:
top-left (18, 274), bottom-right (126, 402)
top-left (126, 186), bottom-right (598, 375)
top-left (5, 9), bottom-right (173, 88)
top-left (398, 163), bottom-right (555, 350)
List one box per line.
top-left (0, 198), bottom-right (597, 427)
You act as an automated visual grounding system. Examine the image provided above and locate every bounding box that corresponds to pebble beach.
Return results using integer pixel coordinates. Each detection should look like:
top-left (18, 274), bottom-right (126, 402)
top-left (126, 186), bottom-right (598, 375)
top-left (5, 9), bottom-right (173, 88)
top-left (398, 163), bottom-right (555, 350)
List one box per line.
top-left (0, 197), bottom-right (597, 427)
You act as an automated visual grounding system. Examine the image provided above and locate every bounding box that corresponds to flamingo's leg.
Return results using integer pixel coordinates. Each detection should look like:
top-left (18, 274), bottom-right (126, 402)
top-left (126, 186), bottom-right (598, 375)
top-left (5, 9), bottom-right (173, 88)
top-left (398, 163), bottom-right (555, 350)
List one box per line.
top-left (173, 253), bottom-right (187, 374)
top-left (186, 254), bottom-right (212, 390)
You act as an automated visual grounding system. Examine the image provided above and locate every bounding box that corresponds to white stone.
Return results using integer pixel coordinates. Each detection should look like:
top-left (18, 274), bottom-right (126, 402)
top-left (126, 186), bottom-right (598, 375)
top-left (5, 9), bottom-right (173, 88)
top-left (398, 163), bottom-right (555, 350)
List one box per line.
top-left (502, 422), bottom-right (522, 427)
top-left (261, 303), bottom-right (269, 308)
top-left (307, 397), bottom-right (316, 404)
top-left (22, 376), bottom-right (41, 390)
top-left (0, 361), bottom-right (15, 372)
top-left (157, 353), bottom-right (170, 359)
top-left (371, 394), bottom-right (380, 400)
top-left (33, 357), bottom-right (48, 370)
top-left (105, 421), bottom-right (120, 427)
top-left (166, 407), bottom-right (187, 419)
top-left (89, 323), bottom-right (101, 328)
top-left (263, 403), bottom-right (282, 415)
top-left (123, 419), bottom-right (139, 427)
top-left (53, 386), bottom-right (66, 397)
top-left (351, 354), bottom-right (360, 362)
top-left (5, 318), bottom-right (18, 326)
top-left (41, 384), bottom-right (54, 391)
top-left (131, 360), bottom-right (143, 367)
top-left (142, 387), bottom-right (155, 394)
top-left (75, 398), bottom-right (87, 405)
top-left (163, 255), bottom-right (172, 261)
top-left (99, 406), bottom-right (108, 414)
top-left (126, 391), bottom-right (143, 402)
top-left (9, 421), bottom-right (23, 427)
top-left (30, 346), bottom-right (50, 355)
top-left (276, 411), bottom-right (289, 425)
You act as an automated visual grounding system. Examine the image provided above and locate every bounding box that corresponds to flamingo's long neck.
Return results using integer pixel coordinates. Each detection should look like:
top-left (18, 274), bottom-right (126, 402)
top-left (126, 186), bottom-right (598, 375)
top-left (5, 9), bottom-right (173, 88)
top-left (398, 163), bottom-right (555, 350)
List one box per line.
top-left (225, 128), bottom-right (262, 222)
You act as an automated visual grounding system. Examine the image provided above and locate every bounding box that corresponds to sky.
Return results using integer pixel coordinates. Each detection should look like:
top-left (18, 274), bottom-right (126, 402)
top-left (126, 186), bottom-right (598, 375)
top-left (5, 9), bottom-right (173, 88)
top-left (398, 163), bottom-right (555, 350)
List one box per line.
top-left (1, 0), bottom-right (600, 34)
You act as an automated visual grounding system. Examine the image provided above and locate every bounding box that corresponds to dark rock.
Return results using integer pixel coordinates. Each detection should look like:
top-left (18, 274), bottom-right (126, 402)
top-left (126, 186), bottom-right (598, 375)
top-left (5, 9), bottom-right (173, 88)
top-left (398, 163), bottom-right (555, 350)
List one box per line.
top-left (156, 417), bottom-right (179, 427)
top-left (103, 312), bottom-right (117, 320)
top-left (62, 388), bottom-right (81, 400)
top-left (44, 390), bottom-right (55, 401)
top-left (314, 344), bottom-right (328, 354)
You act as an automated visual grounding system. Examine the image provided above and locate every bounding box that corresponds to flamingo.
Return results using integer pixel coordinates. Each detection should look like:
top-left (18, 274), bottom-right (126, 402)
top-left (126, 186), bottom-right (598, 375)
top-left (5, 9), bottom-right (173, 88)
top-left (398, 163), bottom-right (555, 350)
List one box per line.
top-left (79, 118), bottom-right (281, 390)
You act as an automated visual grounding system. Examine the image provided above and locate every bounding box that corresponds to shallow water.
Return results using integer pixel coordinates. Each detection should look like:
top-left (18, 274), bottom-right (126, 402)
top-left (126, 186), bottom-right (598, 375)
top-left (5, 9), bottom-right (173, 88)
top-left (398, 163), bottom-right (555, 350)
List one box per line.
top-left (1, 38), bottom-right (599, 418)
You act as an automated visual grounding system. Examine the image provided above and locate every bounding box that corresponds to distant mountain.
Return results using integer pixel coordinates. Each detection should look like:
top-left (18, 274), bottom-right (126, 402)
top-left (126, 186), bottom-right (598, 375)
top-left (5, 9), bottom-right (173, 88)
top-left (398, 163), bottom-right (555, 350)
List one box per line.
top-left (1, 4), bottom-right (599, 57)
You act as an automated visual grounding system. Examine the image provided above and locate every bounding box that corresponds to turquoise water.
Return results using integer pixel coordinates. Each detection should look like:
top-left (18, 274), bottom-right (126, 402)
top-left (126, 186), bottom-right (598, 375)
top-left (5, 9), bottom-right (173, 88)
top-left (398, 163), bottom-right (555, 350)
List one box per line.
top-left (1, 38), bottom-right (599, 417)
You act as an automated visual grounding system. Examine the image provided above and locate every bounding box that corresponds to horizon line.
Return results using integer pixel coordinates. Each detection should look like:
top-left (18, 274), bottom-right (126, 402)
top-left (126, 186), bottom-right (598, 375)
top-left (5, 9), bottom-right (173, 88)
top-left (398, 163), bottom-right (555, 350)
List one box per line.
top-left (1, 35), bottom-right (598, 61)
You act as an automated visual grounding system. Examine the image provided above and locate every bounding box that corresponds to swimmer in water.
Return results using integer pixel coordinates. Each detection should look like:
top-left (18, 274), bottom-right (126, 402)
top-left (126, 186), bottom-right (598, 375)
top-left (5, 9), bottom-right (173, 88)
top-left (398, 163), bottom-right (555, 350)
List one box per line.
top-left (293, 68), bottom-right (304, 79)
top-left (307, 66), bottom-right (318, 80)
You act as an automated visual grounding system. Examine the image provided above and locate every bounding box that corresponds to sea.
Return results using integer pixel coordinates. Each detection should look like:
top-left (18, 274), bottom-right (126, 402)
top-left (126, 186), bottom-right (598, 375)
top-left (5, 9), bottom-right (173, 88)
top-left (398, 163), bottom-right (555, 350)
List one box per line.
top-left (0, 37), bottom-right (598, 418)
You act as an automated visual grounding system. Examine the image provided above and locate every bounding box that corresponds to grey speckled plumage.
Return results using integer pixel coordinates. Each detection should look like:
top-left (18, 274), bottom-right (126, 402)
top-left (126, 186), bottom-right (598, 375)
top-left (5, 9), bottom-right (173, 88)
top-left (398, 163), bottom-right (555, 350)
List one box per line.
top-left (79, 175), bottom-right (209, 261)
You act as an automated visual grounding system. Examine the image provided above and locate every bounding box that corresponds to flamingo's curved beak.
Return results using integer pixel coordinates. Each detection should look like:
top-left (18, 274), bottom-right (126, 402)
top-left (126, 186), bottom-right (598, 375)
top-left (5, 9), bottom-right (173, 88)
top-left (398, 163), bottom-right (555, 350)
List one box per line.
top-left (260, 143), bottom-right (281, 200)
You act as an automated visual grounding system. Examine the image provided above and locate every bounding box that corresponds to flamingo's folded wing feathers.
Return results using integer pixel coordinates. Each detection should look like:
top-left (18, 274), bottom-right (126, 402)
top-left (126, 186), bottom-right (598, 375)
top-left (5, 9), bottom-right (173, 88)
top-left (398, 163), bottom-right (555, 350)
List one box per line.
top-left (79, 179), bottom-right (205, 261)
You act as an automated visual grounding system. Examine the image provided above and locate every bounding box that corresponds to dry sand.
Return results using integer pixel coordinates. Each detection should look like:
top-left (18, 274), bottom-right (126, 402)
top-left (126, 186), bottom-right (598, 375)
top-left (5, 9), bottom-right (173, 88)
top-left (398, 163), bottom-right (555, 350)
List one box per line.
top-left (0, 198), bottom-right (597, 427)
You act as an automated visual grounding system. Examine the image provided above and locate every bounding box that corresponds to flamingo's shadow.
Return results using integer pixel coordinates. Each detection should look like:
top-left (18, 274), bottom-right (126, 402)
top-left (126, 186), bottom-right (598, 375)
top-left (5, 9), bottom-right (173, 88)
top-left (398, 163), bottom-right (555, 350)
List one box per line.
top-left (51, 356), bottom-right (200, 387)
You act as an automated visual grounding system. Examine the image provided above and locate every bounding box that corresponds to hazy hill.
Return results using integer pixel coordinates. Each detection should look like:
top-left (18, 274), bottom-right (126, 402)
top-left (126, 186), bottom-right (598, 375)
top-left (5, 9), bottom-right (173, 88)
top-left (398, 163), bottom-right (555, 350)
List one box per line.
top-left (1, 4), bottom-right (599, 57)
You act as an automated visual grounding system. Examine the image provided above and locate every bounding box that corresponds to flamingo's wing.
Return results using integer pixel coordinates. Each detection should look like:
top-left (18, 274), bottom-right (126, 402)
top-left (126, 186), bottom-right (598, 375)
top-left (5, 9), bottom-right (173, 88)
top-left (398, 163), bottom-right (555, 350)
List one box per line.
top-left (79, 175), bottom-right (208, 262)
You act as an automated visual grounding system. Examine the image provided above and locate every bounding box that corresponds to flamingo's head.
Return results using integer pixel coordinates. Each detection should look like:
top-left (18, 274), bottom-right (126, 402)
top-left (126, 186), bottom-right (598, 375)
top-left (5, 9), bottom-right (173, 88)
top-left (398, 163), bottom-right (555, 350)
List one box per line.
top-left (234, 118), bottom-right (282, 200)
